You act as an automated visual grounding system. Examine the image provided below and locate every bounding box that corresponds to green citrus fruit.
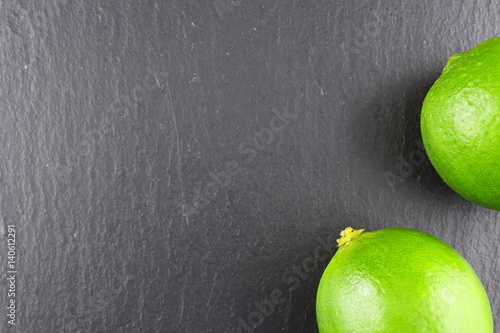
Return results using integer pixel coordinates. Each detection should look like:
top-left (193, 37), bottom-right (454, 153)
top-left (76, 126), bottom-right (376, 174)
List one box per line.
top-left (420, 37), bottom-right (500, 210)
top-left (316, 227), bottom-right (493, 333)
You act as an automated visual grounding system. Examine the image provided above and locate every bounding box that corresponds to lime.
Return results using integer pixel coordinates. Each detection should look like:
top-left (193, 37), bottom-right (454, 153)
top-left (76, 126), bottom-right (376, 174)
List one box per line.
top-left (316, 227), bottom-right (493, 333)
top-left (420, 37), bottom-right (500, 210)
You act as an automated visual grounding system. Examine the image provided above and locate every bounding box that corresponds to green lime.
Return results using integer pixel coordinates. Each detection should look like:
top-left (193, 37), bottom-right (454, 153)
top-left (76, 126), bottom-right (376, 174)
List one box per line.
top-left (420, 37), bottom-right (500, 210)
top-left (316, 227), bottom-right (493, 333)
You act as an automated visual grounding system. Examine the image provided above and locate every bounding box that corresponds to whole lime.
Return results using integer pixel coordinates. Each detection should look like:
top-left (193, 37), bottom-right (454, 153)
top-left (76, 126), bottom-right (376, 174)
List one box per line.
top-left (316, 227), bottom-right (493, 333)
top-left (420, 37), bottom-right (500, 210)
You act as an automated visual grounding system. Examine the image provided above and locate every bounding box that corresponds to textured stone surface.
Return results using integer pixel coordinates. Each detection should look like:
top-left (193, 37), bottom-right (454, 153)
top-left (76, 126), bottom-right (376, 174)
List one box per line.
top-left (0, 1), bottom-right (499, 332)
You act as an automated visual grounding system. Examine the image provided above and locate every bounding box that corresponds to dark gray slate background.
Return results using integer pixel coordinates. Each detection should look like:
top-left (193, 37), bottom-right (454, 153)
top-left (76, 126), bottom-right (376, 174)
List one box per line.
top-left (1, 0), bottom-right (499, 332)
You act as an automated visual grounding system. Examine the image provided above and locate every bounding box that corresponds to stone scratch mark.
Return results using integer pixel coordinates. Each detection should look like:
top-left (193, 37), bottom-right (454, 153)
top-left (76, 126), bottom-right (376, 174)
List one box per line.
top-left (206, 272), bottom-right (218, 306)
top-left (149, 61), bottom-right (163, 89)
top-left (164, 76), bottom-right (189, 225)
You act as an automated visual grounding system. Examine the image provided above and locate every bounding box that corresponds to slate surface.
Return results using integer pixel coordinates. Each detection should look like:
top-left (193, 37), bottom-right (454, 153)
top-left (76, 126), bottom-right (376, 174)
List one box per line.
top-left (0, 1), bottom-right (499, 332)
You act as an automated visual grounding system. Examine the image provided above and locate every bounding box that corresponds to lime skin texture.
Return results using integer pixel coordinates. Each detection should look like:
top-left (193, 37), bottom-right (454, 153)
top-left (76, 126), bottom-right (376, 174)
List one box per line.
top-left (421, 37), bottom-right (500, 210)
top-left (316, 228), bottom-right (493, 333)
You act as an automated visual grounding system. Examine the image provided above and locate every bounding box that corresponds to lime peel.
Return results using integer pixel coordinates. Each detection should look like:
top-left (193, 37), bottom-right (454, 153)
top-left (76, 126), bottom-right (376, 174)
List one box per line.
top-left (317, 228), bottom-right (494, 332)
top-left (420, 36), bottom-right (500, 210)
